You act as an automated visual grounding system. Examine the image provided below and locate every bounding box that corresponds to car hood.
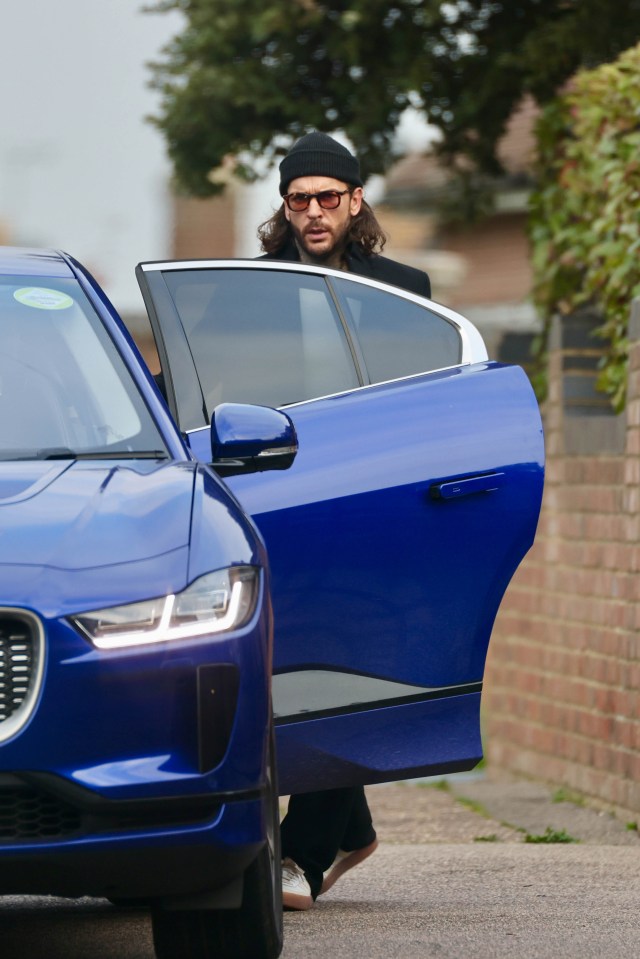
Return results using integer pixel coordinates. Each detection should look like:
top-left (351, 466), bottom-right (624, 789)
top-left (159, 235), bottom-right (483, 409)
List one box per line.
top-left (0, 459), bottom-right (262, 618)
top-left (0, 461), bottom-right (194, 602)
top-left (0, 459), bottom-right (194, 571)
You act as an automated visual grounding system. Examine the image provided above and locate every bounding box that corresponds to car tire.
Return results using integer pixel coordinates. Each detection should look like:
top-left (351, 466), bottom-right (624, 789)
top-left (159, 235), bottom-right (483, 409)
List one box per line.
top-left (151, 723), bottom-right (283, 959)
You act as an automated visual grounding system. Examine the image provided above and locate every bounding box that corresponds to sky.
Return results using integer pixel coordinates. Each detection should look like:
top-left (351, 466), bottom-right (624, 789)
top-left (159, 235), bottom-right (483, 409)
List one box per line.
top-left (0, 3), bottom-right (436, 316)
top-left (0, 1), bottom-right (183, 314)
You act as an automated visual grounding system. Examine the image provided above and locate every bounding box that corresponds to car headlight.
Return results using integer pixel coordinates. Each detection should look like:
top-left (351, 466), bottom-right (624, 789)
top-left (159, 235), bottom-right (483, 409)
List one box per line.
top-left (69, 566), bottom-right (260, 649)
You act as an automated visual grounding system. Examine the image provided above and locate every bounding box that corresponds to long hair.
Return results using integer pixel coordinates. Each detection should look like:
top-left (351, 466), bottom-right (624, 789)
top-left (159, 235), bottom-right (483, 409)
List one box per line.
top-left (257, 198), bottom-right (387, 256)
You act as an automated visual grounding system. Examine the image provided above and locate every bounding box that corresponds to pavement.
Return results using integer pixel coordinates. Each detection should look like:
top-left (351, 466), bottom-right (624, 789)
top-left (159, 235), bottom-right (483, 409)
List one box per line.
top-left (279, 773), bottom-right (640, 959)
top-left (361, 770), bottom-right (639, 846)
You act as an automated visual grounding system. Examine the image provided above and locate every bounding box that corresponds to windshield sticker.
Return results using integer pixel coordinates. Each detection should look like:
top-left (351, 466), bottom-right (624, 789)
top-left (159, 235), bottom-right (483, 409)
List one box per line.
top-left (13, 287), bottom-right (74, 311)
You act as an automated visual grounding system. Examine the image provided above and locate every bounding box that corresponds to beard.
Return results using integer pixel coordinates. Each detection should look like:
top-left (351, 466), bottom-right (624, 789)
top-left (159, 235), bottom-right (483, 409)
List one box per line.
top-left (289, 215), bottom-right (352, 265)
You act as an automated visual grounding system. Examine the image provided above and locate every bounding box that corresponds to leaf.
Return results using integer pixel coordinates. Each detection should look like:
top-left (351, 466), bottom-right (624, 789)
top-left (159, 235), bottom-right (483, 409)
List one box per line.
top-left (528, 42), bottom-right (640, 409)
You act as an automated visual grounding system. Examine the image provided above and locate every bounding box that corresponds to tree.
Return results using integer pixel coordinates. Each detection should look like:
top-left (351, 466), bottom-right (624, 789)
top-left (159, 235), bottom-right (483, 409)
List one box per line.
top-left (530, 43), bottom-right (640, 411)
top-left (147, 0), bottom-right (640, 196)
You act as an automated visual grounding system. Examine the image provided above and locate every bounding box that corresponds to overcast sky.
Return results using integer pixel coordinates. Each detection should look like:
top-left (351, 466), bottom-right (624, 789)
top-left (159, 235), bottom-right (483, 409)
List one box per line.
top-left (0, 3), bottom-right (436, 315)
top-left (0, 1), bottom-right (183, 313)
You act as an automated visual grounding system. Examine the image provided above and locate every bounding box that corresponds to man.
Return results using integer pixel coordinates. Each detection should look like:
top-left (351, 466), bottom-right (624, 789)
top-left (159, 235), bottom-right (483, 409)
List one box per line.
top-left (257, 132), bottom-right (432, 910)
top-left (258, 130), bottom-right (431, 297)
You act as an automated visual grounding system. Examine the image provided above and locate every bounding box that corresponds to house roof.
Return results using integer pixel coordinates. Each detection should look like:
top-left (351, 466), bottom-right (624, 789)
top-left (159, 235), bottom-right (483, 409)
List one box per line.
top-left (383, 97), bottom-right (539, 207)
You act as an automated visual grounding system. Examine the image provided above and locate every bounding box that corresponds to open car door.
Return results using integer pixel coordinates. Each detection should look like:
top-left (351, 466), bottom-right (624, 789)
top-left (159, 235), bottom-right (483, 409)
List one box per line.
top-left (137, 259), bottom-right (544, 794)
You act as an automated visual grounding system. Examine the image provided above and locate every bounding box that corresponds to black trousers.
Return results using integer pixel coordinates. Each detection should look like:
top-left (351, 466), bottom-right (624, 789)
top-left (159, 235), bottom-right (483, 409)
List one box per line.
top-left (280, 785), bottom-right (376, 899)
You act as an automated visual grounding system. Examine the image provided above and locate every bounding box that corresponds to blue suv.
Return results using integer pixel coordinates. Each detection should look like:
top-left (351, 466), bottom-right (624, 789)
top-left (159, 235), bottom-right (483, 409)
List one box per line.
top-left (0, 248), bottom-right (544, 958)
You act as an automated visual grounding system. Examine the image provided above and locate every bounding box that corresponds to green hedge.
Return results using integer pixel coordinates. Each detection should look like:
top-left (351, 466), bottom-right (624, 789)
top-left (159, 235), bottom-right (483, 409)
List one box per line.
top-left (529, 43), bottom-right (640, 411)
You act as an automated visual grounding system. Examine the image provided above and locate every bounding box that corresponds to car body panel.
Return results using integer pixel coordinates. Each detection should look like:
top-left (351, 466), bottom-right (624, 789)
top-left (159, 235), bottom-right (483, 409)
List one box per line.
top-left (275, 692), bottom-right (482, 794)
top-left (0, 601), bottom-right (271, 796)
top-left (0, 461), bottom-right (192, 571)
top-left (0, 461), bottom-right (262, 611)
top-left (0, 795), bottom-right (265, 899)
top-left (137, 259), bottom-right (544, 794)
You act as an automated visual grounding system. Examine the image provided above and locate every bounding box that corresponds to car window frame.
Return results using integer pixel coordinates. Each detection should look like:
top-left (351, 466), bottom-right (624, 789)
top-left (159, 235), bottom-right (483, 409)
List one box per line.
top-left (67, 252), bottom-right (189, 464)
top-left (326, 273), bottom-right (465, 388)
top-left (136, 259), bottom-right (489, 426)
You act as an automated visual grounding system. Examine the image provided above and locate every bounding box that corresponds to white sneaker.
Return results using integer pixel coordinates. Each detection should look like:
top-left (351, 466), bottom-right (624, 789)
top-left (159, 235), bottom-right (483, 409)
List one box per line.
top-left (319, 837), bottom-right (379, 895)
top-left (281, 858), bottom-right (314, 910)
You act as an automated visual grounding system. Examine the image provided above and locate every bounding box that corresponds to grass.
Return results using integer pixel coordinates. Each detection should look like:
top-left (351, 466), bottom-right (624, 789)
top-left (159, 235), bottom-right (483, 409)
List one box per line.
top-left (474, 834), bottom-right (499, 842)
top-left (552, 787), bottom-right (586, 806)
top-left (523, 826), bottom-right (579, 844)
top-left (417, 778), bottom-right (450, 791)
top-left (421, 775), bottom-right (505, 823)
top-left (432, 779), bottom-right (451, 792)
top-left (455, 795), bottom-right (489, 817)
top-left (626, 821), bottom-right (638, 832)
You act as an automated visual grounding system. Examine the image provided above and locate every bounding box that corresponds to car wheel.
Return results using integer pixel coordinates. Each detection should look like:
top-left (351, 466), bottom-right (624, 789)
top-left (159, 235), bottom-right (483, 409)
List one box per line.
top-left (151, 723), bottom-right (283, 959)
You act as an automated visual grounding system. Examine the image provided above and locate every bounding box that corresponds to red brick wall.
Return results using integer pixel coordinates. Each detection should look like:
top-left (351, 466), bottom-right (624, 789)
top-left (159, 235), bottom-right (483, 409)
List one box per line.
top-left (172, 193), bottom-right (236, 259)
top-left (484, 307), bottom-right (640, 818)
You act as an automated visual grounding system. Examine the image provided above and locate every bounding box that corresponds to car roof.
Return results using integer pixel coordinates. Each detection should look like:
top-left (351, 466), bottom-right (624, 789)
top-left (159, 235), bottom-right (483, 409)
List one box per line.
top-left (0, 246), bottom-right (73, 278)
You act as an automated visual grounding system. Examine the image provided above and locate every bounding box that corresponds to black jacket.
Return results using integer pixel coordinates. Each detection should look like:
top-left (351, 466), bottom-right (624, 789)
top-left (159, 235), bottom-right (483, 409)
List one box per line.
top-left (260, 239), bottom-right (431, 299)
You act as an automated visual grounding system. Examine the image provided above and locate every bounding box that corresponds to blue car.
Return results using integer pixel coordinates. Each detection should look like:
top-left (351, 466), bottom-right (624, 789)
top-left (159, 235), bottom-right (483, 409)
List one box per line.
top-left (0, 248), bottom-right (544, 959)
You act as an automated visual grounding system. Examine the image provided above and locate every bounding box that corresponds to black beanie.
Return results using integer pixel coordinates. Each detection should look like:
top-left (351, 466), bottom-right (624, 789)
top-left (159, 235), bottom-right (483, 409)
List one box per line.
top-left (279, 132), bottom-right (363, 195)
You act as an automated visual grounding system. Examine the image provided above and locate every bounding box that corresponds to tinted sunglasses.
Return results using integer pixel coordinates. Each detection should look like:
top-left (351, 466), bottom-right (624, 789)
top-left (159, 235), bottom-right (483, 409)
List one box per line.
top-left (283, 189), bottom-right (351, 212)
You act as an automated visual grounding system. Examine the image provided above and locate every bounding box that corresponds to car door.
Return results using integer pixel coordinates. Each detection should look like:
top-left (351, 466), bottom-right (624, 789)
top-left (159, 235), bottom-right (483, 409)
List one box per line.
top-left (137, 260), bottom-right (544, 794)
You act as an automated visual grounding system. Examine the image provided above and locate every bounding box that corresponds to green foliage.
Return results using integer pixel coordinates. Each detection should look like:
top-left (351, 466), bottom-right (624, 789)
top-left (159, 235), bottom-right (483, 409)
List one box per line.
top-left (523, 827), bottom-right (578, 844)
top-left (424, 778), bottom-right (450, 791)
top-left (474, 833), bottom-right (499, 842)
top-left (146, 0), bottom-right (640, 196)
top-left (552, 788), bottom-right (586, 807)
top-left (529, 43), bottom-right (640, 410)
top-left (146, 0), bottom-right (443, 195)
top-left (455, 794), bottom-right (489, 817)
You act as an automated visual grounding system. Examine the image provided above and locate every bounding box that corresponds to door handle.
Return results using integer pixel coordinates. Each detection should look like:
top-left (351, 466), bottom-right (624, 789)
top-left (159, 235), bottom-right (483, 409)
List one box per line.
top-left (430, 472), bottom-right (504, 500)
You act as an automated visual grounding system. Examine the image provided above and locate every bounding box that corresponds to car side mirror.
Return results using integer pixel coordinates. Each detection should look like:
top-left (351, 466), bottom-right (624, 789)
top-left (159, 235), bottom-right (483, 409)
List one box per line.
top-left (210, 403), bottom-right (298, 477)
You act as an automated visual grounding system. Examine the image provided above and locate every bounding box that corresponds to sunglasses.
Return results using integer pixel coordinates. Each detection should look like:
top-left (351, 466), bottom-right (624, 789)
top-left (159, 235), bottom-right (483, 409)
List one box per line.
top-left (283, 189), bottom-right (351, 212)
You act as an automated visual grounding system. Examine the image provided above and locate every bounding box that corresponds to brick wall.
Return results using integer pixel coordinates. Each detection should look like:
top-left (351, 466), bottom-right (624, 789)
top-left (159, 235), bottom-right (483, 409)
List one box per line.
top-left (484, 302), bottom-right (640, 818)
top-left (172, 192), bottom-right (236, 259)
top-left (439, 213), bottom-right (533, 309)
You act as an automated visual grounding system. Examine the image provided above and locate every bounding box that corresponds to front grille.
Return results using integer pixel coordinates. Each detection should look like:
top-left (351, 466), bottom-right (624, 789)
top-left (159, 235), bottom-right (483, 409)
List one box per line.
top-left (0, 785), bottom-right (82, 841)
top-left (0, 611), bottom-right (42, 737)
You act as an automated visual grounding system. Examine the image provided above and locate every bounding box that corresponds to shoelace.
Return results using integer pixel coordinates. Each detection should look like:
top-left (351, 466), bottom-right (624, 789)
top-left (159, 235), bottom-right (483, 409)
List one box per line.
top-left (281, 860), bottom-right (305, 886)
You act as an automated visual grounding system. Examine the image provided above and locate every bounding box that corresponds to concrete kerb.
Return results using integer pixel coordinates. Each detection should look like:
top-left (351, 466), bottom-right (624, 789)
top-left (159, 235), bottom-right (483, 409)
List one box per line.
top-left (360, 771), bottom-right (640, 847)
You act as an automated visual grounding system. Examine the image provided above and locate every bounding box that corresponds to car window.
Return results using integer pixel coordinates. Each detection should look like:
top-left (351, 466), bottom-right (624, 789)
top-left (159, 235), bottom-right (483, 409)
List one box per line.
top-left (161, 269), bottom-right (359, 412)
top-left (331, 277), bottom-right (462, 383)
top-left (0, 277), bottom-right (167, 460)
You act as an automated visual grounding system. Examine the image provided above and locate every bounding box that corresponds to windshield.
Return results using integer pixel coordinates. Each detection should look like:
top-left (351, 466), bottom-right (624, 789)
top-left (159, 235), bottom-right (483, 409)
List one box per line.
top-left (0, 276), bottom-right (168, 461)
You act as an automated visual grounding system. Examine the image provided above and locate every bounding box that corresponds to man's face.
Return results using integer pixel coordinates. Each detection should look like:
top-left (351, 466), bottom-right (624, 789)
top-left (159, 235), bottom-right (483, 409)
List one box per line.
top-left (283, 176), bottom-right (363, 266)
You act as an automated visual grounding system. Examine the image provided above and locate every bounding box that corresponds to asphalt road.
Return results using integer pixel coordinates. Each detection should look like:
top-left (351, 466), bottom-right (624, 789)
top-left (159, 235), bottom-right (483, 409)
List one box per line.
top-left (282, 842), bottom-right (640, 959)
top-left (1, 778), bottom-right (638, 959)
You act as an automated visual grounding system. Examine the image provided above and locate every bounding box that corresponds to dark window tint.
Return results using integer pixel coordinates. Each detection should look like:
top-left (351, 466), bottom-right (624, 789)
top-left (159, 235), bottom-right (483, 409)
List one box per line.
top-left (332, 278), bottom-right (461, 383)
top-left (162, 269), bottom-right (359, 412)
